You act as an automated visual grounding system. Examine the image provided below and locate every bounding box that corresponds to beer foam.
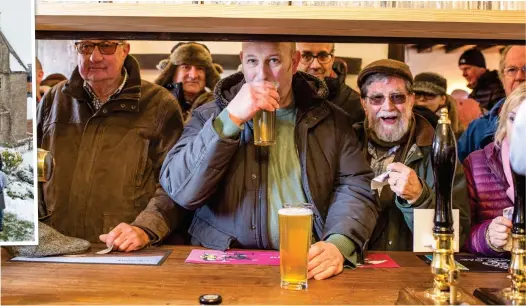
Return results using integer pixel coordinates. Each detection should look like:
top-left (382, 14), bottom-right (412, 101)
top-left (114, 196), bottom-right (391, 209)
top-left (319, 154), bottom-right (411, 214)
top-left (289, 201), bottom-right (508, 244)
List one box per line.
top-left (278, 207), bottom-right (312, 216)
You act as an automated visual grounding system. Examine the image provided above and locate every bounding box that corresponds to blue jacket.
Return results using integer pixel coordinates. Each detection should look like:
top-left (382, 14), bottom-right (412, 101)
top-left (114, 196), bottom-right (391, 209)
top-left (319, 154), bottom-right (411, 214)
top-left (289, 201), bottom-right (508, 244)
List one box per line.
top-left (458, 98), bottom-right (504, 163)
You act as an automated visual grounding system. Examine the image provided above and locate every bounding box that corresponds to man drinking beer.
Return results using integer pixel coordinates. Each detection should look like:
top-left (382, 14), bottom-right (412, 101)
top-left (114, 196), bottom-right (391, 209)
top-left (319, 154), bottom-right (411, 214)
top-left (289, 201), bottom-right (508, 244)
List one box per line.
top-left (160, 42), bottom-right (379, 280)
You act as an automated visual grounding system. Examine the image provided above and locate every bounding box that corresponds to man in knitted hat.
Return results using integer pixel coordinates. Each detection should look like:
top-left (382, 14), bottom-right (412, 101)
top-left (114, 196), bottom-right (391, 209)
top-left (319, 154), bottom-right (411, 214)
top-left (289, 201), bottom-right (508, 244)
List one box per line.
top-left (37, 39), bottom-right (187, 252)
top-left (458, 45), bottom-right (526, 163)
top-left (155, 42), bottom-right (223, 121)
top-left (413, 72), bottom-right (462, 135)
top-left (296, 43), bottom-right (364, 124)
top-left (353, 59), bottom-right (470, 251)
top-left (459, 47), bottom-right (505, 111)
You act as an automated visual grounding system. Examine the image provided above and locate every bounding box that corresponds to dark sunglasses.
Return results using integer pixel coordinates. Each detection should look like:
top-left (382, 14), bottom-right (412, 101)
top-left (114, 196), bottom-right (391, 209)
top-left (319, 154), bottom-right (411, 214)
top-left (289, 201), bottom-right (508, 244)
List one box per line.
top-left (75, 41), bottom-right (124, 55)
top-left (365, 93), bottom-right (407, 105)
top-left (415, 92), bottom-right (438, 101)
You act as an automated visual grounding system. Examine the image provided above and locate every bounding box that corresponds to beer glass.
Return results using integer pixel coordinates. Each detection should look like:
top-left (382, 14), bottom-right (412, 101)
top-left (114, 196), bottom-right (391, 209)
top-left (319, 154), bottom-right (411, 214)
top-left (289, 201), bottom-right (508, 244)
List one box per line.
top-left (253, 110), bottom-right (275, 146)
top-left (279, 203), bottom-right (313, 290)
top-left (253, 82), bottom-right (278, 146)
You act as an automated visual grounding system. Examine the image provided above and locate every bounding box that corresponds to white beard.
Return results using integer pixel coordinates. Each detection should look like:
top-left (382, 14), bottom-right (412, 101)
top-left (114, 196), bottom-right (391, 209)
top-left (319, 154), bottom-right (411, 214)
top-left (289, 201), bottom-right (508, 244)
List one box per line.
top-left (369, 109), bottom-right (412, 143)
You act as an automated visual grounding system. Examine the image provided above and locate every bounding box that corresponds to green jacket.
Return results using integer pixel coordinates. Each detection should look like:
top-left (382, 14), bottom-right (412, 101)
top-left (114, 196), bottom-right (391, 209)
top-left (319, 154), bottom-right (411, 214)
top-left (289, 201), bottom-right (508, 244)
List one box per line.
top-left (354, 114), bottom-right (470, 251)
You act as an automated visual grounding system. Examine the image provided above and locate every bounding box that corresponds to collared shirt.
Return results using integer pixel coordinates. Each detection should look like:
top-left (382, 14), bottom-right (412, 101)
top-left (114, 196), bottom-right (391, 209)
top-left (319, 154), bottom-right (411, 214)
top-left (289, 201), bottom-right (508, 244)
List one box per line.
top-left (368, 142), bottom-right (400, 177)
top-left (83, 68), bottom-right (128, 111)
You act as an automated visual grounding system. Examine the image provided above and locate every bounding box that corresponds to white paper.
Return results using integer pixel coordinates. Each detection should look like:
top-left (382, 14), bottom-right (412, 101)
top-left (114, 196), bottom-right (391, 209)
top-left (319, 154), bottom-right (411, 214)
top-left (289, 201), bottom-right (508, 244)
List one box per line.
top-left (10, 255), bottom-right (164, 265)
top-left (413, 209), bottom-right (460, 252)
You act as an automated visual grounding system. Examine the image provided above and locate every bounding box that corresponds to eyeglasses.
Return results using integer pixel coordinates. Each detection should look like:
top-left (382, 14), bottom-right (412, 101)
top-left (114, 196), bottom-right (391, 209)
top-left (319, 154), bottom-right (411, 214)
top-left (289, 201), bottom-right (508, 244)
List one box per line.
top-left (503, 66), bottom-right (526, 78)
top-left (415, 92), bottom-right (438, 101)
top-left (300, 52), bottom-right (334, 65)
top-left (75, 41), bottom-right (124, 55)
top-left (365, 93), bottom-right (407, 105)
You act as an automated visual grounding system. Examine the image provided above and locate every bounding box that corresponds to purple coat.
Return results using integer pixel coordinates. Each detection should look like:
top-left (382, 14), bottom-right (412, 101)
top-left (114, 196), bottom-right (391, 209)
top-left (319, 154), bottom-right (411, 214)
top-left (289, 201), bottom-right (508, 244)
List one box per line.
top-left (463, 142), bottom-right (512, 257)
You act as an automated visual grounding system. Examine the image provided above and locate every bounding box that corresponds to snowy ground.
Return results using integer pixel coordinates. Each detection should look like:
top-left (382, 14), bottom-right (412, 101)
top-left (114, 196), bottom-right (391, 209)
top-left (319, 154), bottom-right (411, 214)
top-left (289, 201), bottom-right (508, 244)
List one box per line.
top-left (0, 146), bottom-right (35, 242)
top-left (4, 149), bottom-right (34, 222)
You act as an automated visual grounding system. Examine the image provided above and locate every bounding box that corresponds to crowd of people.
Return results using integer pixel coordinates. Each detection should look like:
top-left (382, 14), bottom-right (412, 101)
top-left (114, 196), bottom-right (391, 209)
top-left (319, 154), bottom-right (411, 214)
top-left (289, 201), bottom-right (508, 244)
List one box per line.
top-left (34, 40), bottom-right (525, 280)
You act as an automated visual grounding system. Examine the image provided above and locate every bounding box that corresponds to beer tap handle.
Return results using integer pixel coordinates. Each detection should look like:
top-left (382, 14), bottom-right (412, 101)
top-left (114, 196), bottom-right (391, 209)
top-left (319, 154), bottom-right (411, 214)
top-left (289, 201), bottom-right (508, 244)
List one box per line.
top-left (511, 169), bottom-right (525, 235)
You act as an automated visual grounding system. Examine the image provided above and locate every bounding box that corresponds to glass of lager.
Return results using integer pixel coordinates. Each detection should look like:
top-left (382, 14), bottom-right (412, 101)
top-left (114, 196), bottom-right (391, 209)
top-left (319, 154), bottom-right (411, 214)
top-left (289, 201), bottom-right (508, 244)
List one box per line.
top-left (279, 203), bottom-right (313, 290)
top-left (253, 82), bottom-right (278, 146)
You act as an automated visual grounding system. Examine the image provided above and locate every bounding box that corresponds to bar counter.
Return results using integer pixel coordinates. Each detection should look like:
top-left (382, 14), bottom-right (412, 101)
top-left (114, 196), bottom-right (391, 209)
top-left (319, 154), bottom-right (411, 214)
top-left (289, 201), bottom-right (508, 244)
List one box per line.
top-left (1, 246), bottom-right (509, 304)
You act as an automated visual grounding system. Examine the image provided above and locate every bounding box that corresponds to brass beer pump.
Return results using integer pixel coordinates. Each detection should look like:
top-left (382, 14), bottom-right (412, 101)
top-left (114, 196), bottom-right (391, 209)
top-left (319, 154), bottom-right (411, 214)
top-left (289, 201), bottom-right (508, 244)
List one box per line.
top-left (503, 170), bottom-right (526, 303)
top-left (426, 108), bottom-right (460, 304)
top-left (37, 148), bottom-right (54, 219)
top-left (396, 108), bottom-right (479, 305)
top-left (474, 167), bottom-right (526, 304)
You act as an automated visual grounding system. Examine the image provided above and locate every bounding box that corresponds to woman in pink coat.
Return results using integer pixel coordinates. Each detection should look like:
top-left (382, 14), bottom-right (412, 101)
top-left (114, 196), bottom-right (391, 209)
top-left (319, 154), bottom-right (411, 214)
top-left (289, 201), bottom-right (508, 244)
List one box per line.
top-left (463, 83), bottom-right (526, 256)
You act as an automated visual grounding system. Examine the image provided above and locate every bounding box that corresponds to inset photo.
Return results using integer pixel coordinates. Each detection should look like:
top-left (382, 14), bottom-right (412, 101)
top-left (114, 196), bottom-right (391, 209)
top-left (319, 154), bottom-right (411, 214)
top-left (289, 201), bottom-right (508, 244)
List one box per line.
top-left (0, 0), bottom-right (36, 245)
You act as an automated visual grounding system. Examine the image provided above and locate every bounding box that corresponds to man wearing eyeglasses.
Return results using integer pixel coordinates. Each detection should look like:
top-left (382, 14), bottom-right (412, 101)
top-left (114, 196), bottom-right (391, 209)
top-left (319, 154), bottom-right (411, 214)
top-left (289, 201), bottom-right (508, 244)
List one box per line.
top-left (458, 48), bottom-right (505, 113)
top-left (36, 40), bottom-right (187, 252)
top-left (296, 43), bottom-right (364, 124)
top-left (352, 59), bottom-right (470, 251)
top-left (458, 45), bottom-right (526, 163)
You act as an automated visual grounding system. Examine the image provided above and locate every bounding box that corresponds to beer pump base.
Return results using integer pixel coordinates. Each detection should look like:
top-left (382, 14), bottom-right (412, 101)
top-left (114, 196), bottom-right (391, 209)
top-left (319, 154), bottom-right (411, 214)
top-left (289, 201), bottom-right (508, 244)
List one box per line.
top-left (473, 288), bottom-right (526, 305)
top-left (396, 287), bottom-right (481, 305)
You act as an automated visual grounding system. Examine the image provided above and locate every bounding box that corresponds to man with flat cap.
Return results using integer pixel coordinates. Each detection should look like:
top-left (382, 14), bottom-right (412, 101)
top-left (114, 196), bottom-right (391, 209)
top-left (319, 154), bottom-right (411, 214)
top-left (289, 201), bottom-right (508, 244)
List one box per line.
top-left (353, 59), bottom-right (470, 251)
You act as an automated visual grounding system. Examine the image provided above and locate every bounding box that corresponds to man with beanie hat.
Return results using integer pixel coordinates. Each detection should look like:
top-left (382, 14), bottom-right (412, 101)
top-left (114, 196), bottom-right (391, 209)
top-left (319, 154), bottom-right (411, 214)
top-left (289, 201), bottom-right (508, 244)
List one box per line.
top-left (413, 72), bottom-right (462, 135)
top-left (459, 47), bottom-right (505, 111)
top-left (457, 45), bottom-right (526, 163)
top-left (155, 42), bottom-right (223, 121)
top-left (353, 59), bottom-right (470, 251)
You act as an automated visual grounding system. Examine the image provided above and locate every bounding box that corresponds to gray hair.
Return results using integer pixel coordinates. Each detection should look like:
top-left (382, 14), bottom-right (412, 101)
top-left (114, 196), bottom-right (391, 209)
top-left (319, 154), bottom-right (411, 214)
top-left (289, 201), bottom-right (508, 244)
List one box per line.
top-left (360, 73), bottom-right (413, 98)
top-left (499, 45), bottom-right (513, 81)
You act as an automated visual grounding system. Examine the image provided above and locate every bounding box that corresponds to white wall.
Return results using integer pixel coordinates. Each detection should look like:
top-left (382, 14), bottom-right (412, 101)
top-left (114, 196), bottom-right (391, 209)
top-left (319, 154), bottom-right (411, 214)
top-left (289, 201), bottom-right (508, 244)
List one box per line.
top-left (130, 41), bottom-right (389, 91)
top-left (405, 45), bottom-right (502, 94)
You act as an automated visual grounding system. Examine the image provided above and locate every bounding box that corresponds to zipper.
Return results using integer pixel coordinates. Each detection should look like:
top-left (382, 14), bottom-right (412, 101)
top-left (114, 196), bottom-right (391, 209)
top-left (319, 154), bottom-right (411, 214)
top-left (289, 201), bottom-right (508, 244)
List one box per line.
top-left (295, 121), bottom-right (324, 241)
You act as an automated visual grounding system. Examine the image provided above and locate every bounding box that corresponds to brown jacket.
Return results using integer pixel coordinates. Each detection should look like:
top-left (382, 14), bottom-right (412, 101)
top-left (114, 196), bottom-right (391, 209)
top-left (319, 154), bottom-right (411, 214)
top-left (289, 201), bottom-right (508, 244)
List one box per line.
top-left (36, 55), bottom-right (186, 243)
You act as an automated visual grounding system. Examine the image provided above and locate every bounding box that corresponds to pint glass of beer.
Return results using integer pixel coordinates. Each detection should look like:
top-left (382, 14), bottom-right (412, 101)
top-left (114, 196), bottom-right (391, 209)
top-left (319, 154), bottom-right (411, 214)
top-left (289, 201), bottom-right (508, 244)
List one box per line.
top-left (253, 110), bottom-right (276, 146)
top-left (253, 82), bottom-right (278, 146)
top-left (279, 203), bottom-right (313, 290)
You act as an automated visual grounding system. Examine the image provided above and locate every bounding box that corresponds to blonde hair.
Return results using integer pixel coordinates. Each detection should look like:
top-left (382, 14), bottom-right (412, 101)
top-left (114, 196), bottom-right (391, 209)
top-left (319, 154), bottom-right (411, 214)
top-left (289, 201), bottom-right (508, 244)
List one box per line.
top-left (495, 83), bottom-right (526, 147)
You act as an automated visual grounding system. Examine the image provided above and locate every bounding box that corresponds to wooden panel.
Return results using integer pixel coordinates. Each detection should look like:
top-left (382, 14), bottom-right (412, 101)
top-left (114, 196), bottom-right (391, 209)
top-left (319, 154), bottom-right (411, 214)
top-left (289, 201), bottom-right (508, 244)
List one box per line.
top-left (36, 3), bottom-right (526, 42)
top-left (1, 246), bottom-right (513, 305)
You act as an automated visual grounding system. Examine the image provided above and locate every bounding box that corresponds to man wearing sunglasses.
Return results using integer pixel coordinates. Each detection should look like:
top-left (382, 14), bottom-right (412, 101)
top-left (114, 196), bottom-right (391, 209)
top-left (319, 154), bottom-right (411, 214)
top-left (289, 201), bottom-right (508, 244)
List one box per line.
top-left (458, 45), bottom-right (526, 163)
top-left (296, 43), bottom-right (364, 124)
top-left (36, 39), bottom-right (186, 252)
top-left (353, 59), bottom-right (470, 251)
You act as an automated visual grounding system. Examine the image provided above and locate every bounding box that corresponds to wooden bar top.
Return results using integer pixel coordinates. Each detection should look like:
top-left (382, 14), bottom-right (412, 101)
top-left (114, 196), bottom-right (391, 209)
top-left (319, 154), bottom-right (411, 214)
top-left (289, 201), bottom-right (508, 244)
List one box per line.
top-left (1, 246), bottom-right (510, 305)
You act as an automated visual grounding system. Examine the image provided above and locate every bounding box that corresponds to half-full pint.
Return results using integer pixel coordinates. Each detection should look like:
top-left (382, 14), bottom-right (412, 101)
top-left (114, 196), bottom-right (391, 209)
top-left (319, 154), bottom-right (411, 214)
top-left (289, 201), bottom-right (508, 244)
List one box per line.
top-left (253, 110), bottom-right (276, 146)
top-left (279, 205), bottom-right (313, 290)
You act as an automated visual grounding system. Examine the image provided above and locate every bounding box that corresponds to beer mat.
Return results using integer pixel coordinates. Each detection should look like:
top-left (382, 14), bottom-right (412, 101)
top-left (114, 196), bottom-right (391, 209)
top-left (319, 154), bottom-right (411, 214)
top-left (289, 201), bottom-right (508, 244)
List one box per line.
top-left (356, 253), bottom-right (400, 268)
top-left (9, 247), bottom-right (172, 266)
top-left (417, 254), bottom-right (509, 272)
top-left (186, 249), bottom-right (399, 268)
top-left (185, 249), bottom-right (280, 265)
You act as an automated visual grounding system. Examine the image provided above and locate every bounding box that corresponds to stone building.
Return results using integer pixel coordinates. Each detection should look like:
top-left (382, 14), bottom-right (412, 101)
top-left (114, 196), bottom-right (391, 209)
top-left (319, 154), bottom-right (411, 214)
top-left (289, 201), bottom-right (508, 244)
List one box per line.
top-left (0, 30), bottom-right (28, 143)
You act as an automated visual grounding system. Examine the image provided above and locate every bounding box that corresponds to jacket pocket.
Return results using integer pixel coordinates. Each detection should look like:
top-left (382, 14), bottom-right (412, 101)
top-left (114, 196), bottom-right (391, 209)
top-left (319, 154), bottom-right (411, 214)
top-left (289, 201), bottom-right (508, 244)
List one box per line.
top-left (135, 138), bottom-right (150, 187)
top-left (188, 215), bottom-right (235, 251)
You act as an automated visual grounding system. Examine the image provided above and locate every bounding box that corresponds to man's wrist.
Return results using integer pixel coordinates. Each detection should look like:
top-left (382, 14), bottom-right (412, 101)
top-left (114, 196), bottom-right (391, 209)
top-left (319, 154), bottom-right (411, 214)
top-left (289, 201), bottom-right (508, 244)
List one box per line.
top-left (227, 111), bottom-right (245, 127)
